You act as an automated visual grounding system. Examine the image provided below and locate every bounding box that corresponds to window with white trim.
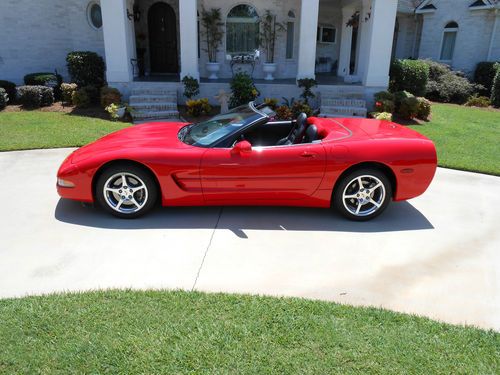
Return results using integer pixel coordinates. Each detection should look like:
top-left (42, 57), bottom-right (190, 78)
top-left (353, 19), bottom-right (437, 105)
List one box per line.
top-left (226, 5), bottom-right (260, 54)
top-left (286, 11), bottom-right (296, 59)
top-left (440, 21), bottom-right (458, 61)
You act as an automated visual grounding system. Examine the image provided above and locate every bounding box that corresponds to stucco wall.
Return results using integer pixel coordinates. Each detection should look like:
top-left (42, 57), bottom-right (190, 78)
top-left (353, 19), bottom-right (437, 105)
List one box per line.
top-left (0, 0), bottom-right (105, 84)
top-left (418, 1), bottom-right (497, 75)
top-left (394, 14), bottom-right (418, 59)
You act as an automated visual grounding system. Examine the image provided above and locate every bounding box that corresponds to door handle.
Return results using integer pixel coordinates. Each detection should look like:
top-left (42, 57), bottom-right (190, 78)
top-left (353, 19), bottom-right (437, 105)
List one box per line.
top-left (300, 152), bottom-right (316, 158)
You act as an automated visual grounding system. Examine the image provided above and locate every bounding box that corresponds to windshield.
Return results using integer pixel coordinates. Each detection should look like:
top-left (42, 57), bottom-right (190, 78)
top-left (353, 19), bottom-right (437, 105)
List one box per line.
top-left (180, 103), bottom-right (266, 147)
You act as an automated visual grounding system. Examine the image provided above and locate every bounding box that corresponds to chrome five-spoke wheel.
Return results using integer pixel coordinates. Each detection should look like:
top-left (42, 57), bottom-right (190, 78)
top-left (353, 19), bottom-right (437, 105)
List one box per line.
top-left (104, 172), bottom-right (148, 214)
top-left (96, 164), bottom-right (158, 219)
top-left (333, 168), bottom-right (392, 221)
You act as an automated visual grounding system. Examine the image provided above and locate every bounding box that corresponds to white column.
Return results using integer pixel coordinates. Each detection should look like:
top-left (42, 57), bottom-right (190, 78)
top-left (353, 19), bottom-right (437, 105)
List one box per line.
top-left (101, 0), bottom-right (134, 82)
top-left (356, 0), bottom-right (372, 79)
top-left (179, 0), bottom-right (200, 81)
top-left (297, 0), bottom-right (320, 80)
top-left (338, 6), bottom-right (355, 77)
top-left (362, 0), bottom-right (398, 87)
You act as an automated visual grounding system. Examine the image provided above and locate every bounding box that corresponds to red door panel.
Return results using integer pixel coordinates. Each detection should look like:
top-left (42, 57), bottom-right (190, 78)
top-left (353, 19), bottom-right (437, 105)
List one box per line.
top-left (200, 144), bottom-right (326, 202)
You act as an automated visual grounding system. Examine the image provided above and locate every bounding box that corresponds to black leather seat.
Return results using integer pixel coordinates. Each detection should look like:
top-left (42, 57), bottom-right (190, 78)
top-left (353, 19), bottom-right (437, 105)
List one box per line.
top-left (276, 113), bottom-right (308, 146)
top-left (302, 125), bottom-right (319, 144)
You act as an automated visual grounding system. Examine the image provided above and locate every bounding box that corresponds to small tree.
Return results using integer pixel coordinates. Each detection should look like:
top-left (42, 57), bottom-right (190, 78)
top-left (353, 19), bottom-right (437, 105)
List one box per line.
top-left (182, 76), bottom-right (200, 99)
top-left (200, 7), bottom-right (224, 63)
top-left (259, 10), bottom-right (285, 64)
top-left (297, 78), bottom-right (317, 105)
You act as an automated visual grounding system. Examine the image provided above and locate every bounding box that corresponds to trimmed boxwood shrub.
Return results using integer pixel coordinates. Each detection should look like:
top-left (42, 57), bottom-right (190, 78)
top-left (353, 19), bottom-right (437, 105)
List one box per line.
top-left (24, 72), bottom-right (63, 99)
top-left (66, 51), bottom-right (106, 87)
top-left (72, 88), bottom-right (91, 108)
top-left (61, 83), bottom-right (78, 104)
top-left (100, 86), bottom-right (122, 108)
top-left (491, 65), bottom-right (500, 108)
top-left (17, 85), bottom-right (54, 108)
top-left (0, 80), bottom-right (17, 102)
top-left (229, 72), bottom-right (260, 108)
top-left (0, 88), bottom-right (8, 110)
top-left (390, 59), bottom-right (429, 97)
top-left (474, 61), bottom-right (500, 96)
top-left (416, 97), bottom-right (432, 121)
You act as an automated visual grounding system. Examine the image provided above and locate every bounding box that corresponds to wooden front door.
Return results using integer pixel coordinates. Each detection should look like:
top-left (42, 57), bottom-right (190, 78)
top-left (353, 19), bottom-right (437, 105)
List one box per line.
top-left (148, 2), bottom-right (178, 73)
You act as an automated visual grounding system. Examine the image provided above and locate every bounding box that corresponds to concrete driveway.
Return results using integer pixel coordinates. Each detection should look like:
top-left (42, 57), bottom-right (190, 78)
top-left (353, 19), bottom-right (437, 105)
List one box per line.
top-left (0, 148), bottom-right (499, 330)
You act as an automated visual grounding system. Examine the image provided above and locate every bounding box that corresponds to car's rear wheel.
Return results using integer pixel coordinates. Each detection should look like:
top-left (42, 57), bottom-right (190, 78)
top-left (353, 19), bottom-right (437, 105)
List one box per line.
top-left (333, 168), bottom-right (392, 221)
top-left (96, 164), bottom-right (158, 219)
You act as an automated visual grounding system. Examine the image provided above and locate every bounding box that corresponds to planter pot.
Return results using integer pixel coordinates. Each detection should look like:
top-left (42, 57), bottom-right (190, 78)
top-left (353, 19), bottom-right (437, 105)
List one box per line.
top-left (116, 107), bottom-right (126, 118)
top-left (263, 63), bottom-right (277, 81)
top-left (206, 62), bottom-right (221, 80)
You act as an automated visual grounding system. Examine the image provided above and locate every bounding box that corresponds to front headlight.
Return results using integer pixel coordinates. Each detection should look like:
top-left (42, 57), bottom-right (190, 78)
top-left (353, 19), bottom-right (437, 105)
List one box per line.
top-left (57, 178), bottom-right (75, 188)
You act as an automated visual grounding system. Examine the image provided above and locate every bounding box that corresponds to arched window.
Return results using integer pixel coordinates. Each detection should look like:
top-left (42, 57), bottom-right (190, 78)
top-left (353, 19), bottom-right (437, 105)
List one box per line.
top-left (440, 21), bottom-right (458, 61)
top-left (226, 5), bottom-right (259, 54)
top-left (286, 10), bottom-right (296, 59)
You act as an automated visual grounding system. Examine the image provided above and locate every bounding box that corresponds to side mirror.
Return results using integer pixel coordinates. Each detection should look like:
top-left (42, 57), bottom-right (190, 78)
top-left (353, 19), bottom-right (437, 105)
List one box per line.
top-left (232, 140), bottom-right (252, 154)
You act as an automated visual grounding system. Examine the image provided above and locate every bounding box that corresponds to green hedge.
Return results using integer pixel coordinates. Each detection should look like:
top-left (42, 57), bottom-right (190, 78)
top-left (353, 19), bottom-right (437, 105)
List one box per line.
top-left (66, 51), bottom-right (106, 87)
top-left (24, 72), bottom-right (63, 99)
top-left (0, 80), bottom-right (17, 102)
top-left (491, 65), bottom-right (500, 108)
top-left (17, 85), bottom-right (54, 108)
top-left (390, 59), bottom-right (429, 97)
top-left (0, 88), bottom-right (7, 110)
top-left (474, 62), bottom-right (500, 96)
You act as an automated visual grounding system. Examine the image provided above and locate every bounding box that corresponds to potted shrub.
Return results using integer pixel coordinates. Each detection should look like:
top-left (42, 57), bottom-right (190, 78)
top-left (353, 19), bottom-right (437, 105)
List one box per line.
top-left (259, 10), bottom-right (285, 80)
top-left (201, 7), bottom-right (224, 80)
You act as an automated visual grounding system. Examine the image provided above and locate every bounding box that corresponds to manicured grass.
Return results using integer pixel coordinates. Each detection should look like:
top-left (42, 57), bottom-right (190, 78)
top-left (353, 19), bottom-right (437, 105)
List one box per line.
top-left (0, 290), bottom-right (498, 374)
top-left (408, 103), bottom-right (500, 175)
top-left (0, 111), bottom-right (130, 151)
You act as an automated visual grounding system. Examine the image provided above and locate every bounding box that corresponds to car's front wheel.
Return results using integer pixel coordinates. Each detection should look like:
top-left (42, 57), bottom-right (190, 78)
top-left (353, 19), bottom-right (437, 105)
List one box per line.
top-left (333, 168), bottom-right (392, 221)
top-left (96, 164), bottom-right (158, 219)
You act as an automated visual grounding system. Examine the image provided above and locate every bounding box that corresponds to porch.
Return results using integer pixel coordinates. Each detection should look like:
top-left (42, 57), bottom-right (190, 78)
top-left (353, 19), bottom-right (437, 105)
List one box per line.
top-left (101, 0), bottom-right (398, 95)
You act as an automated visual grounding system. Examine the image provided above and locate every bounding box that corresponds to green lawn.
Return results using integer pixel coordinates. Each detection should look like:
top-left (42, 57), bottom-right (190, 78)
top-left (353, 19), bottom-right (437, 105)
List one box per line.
top-left (0, 291), bottom-right (498, 374)
top-left (408, 103), bottom-right (500, 175)
top-left (0, 111), bottom-right (129, 151)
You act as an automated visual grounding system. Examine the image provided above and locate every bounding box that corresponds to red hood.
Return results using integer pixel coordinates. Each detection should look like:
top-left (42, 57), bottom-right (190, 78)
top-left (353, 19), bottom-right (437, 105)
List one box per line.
top-left (71, 121), bottom-right (190, 163)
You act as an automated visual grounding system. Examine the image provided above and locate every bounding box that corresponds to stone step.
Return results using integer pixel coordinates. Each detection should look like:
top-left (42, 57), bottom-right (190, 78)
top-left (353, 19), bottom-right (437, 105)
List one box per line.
top-left (131, 102), bottom-right (178, 111)
top-left (130, 88), bottom-right (178, 96)
top-left (129, 94), bottom-right (177, 104)
top-left (132, 110), bottom-right (179, 121)
top-left (320, 105), bottom-right (367, 117)
top-left (321, 98), bottom-right (366, 108)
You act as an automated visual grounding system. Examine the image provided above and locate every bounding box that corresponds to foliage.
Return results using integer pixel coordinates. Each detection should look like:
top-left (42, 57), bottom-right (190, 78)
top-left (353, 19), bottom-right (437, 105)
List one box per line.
top-left (182, 76), bottom-right (200, 99)
top-left (16, 85), bottom-right (54, 108)
top-left (259, 10), bottom-right (285, 63)
top-left (200, 7), bottom-right (224, 63)
top-left (291, 101), bottom-right (313, 118)
top-left (275, 105), bottom-right (293, 120)
top-left (0, 111), bottom-right (130, 151)
top-left (186, 98), bottom-right (212, 117)
top-left (465, 95), bottom-right (491, 108)
top-left (24, 72), bottom-right (63, 99)
top-left (491, 64), bottom-right (500, 108)
top-left (281, 97), bottom-right (296, 108)
top-left (61, 83), bottom-right (78, 105)
top-left (370, 112), bottom-right (393, 121)
top-left (0, 290), bottom-right (498, 374)
top-left (263, 98), bottom-right (279, 110)
top-left (398, 96), bottom-right (420, 120)
top-left (421, 59), bottom-right (450, 82)
top-left (105, 103), bottom-right (128, 121)
top-left (0, 80), bottom-right (17, 103)
top-left (426, 72), bottom-right (476, 104)
top-left (71, 88), bottom-right (91, 108)
top-left (474, 61), bottom-right (500, 96)
top-left (229, 72), bottom-right (259, 108)
top-left (66, 51), bottom-right (106, 87)
top-left (0, 88), bottom-right (8, 110)
top-left (416, 97), bottom-right (432, 121)
top-left (374, 91), bottom-right (395, 102)
top-left (100, 87), bottom-right (122, 108)
top-left (297, 78), bottom-right (317, 105)
top-left (374, 99), bottom-right (395, 114)
top-left (393, 90), bottom-right (414, 110)
top-left (389, 59), bottom-right (429, 97)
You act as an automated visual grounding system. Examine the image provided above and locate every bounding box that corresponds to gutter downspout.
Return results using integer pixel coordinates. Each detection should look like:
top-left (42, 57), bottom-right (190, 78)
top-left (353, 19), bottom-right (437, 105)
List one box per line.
top-left (487, 8), bottom-right (499, 61)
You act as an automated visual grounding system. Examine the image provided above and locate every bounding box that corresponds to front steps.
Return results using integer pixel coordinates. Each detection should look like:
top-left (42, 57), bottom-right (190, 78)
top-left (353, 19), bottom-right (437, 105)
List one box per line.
top-left (129, 88), bottom-right (179, 122)
top-left (320, 96), bottom-right (367, 118)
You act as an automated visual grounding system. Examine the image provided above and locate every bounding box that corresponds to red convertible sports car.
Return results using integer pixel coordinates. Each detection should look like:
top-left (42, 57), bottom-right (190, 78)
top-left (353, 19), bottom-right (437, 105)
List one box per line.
top-left (57, 102), bottom-right (437, 221)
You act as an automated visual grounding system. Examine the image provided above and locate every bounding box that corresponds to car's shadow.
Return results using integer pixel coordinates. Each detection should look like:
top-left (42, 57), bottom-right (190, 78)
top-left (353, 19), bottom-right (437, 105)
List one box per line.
top-left (55, 199), bottom-right (434, 236)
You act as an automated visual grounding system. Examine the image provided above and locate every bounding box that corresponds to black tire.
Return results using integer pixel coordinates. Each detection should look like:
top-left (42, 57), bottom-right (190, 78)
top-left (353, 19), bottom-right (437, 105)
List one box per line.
top-left (95, 163), bottom-right (158, 219)
top-left (333, 168), bottom-right (392, 221)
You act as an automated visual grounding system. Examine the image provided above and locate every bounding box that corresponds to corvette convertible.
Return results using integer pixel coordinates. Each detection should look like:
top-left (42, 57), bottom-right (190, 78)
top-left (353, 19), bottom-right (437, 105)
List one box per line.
top-left (57, 102), bottom-right (437, 221)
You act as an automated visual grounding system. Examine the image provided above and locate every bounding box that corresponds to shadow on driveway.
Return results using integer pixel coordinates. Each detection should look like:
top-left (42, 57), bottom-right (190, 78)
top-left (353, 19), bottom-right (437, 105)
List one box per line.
top-left (55, 199), bottom-right (434, 236)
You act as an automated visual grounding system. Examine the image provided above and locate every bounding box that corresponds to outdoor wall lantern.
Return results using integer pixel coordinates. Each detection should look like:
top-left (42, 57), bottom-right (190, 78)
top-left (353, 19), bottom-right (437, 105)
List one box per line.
top-left (127, 5), bottom-right (141, 22)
